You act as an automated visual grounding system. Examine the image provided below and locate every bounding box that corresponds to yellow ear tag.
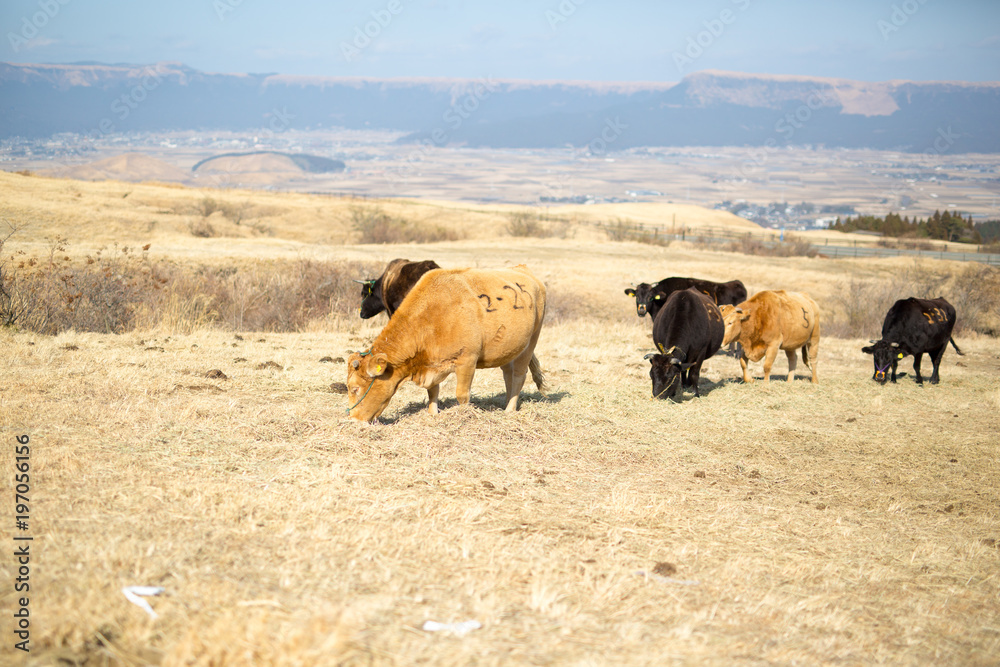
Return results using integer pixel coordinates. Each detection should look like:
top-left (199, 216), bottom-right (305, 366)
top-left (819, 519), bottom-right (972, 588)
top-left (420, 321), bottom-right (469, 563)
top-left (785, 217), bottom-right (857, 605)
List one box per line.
top-left (375, 365), bottom-right (382, 373)
top-left (897, 353), bottom-right (904, 359)
top-left (657, 343), bottom-right (665, 353)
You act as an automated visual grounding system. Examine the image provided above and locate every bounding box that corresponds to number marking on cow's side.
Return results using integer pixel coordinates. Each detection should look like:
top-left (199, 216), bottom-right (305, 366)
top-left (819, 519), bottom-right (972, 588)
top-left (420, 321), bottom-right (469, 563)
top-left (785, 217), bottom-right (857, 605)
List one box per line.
top-left (479, 294), bottom-right (497, 312)
top-left (503, 284), bottom-right (524, 309)
top-left (515, 283), bottom-right (533, 309)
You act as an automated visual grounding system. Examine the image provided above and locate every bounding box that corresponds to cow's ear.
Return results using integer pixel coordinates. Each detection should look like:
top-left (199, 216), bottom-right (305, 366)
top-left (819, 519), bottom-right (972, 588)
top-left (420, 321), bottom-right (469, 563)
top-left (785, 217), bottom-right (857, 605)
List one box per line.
top-left (739, 308), bottom-right (751, 322)
top-left (624, 288), bottom-right (636, 297)
top-left (368, 352), bottom-right (390, 377)
top-left (861, 346), bottom-right (875, 355)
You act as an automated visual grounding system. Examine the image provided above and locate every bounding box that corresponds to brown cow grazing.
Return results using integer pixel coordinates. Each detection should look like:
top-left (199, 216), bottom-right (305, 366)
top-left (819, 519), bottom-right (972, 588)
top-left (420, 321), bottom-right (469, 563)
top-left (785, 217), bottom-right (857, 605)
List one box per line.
top-left (719, 290), bottom-right (821, 384)
top-left (346, 265), bottom-right (546, 422)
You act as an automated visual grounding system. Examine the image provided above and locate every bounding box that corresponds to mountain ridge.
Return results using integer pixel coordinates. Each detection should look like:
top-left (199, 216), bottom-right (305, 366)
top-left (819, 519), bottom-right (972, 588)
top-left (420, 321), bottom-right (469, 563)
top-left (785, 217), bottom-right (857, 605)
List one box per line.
top-left (2, 61), bottom-right (998, 152)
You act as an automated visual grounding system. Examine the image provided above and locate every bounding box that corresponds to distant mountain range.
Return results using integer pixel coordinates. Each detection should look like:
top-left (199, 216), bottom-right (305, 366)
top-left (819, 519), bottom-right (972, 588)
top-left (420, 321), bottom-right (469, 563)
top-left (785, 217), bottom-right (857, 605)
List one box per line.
top-left (2, 61), bottom-right (999, 152)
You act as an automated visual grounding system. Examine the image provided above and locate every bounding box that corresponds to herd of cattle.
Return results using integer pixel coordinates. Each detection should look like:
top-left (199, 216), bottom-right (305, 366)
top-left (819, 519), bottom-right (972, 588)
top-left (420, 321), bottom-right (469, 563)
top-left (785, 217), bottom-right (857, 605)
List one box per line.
top-left (346, 259), bottom-right (964, 421)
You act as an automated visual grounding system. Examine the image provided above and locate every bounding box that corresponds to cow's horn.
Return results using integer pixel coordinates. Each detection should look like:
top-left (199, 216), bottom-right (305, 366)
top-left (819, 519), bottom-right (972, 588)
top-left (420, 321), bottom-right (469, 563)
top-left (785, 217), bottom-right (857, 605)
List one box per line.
top-left (869, 339), bottom-right (878, 344)
top-left (890, 342), bottom-right (899, 348)
top-left (643, 352), bottom-right (657, 360)
top-left (352, 279), bottom-right (368, 284)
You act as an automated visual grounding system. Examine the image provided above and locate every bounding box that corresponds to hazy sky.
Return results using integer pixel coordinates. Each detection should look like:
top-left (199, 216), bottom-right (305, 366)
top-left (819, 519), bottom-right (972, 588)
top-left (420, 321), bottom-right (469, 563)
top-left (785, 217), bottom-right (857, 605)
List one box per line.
top-left (3, 0), bottom-right (999, 82)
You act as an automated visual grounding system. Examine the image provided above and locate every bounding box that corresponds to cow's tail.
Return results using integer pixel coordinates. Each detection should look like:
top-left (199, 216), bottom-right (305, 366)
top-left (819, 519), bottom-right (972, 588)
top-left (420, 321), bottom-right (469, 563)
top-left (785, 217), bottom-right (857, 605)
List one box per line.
top-left (529, 354), bottom-right (548, 393)
top-left (949, 337), bottom-right (964, 356)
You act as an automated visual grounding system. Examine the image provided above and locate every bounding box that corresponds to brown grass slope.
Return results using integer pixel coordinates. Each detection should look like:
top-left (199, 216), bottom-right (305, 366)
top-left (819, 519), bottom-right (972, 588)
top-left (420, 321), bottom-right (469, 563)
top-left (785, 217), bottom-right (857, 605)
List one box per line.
top-left (1, 172), bottom-right (999, 665)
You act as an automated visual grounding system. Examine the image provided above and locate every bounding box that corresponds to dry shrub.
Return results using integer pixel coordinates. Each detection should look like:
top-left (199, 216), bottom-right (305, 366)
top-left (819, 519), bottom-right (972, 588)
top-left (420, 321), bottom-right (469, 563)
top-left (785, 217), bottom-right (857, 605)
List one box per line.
top-left (351, 205), bottom-right (461, 244)
top-left (825, 262), bottom-right (999, 338)
top-left (184, 260), bottom-right (365, 332)
top-left (826, 277), bottom-right (905, 339)
top-left (1, 238), bottom-right (380, 334)
top-left (945, 263), bottom-right (1000, 336)
top-left (602, 218), bottom-right (670, 246)
top-left (728, 235), bottom-right (818, 258)
top-left (2, 240), bottom-right (168, 334)
top-left (506, 211), bottom-right (571, 239)
top-left (188, 217), bottom-right (217, 238)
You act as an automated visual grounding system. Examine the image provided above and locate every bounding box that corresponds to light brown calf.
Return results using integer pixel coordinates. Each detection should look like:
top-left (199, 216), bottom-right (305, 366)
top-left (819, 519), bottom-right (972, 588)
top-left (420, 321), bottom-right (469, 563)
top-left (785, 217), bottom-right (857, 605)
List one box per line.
top-left (720, 290), bottom-right (820, 384)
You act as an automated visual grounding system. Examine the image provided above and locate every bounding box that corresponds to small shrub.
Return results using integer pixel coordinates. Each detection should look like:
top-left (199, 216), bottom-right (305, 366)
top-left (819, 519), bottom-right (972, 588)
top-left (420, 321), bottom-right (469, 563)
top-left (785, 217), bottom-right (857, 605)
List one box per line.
top-left (188, 218), bottom-right (217, 238)
top-left (196, 197), bottom-right (222, 217)
top-left (603, 219), bottom-right (633, 242)
top-left (946, 264), bottom-right (1000, 335)
top-left (727, 235), bottom-right (818, 258)
top-left (602, 218), bottom-right (669, 246)
top-left (505, 211), bottom-right (570, 238)
top-left (351, 205), bottom-right (460, 244)
top-left (506, 211), bottom-right (544, 237)
top-left (826, 278), bottom-right (902, 339)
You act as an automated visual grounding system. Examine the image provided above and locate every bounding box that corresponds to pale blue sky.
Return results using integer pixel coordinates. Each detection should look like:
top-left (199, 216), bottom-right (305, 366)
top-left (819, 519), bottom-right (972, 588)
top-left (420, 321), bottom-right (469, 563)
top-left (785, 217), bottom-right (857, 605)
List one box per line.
top-left (3, 0), bottom-right (999, 82)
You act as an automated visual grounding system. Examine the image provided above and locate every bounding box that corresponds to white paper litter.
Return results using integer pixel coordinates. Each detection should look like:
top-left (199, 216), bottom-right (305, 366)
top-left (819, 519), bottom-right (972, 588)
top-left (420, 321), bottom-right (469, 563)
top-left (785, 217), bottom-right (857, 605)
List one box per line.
top-left (634, 571), bottom-right (701, 586)
top-left (421, 620), bottom-right (482, 636)
top-left (122, 585), bottom-right (165, 619)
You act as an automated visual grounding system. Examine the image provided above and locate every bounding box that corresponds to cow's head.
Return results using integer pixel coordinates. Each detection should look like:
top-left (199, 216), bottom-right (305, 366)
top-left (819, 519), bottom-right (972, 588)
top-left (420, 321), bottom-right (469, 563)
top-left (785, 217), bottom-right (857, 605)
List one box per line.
top-left (346, 350), bottom-right (403, 421)
top-left (719, 304), bottom-right (748, 346)
top-left (861, 339), bottom-right (906, 384)
top-left (645, 346), bottom-right (686, 400)
top-left (625, 283), bottom-right (664, 318)
top-left (355, 278), bottom-right (384, 319)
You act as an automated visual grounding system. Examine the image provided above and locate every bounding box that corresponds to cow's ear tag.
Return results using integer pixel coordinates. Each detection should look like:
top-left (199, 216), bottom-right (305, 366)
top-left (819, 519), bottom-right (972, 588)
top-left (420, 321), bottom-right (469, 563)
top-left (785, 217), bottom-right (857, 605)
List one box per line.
top-left (897, 352), bottom-right (904, 359)
top-left (657, 343), bottom-right (665, 353)
top-left (654, 295), bottom-right (663, 300)
top-left (375, 364), bottom-right (383, 373)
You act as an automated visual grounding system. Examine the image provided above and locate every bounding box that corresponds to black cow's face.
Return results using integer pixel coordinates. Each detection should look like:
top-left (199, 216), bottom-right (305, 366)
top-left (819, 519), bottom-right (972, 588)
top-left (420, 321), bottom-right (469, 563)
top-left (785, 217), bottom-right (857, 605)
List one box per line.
top-left (861, 339), bottom-right (905, 384)
top-left (647, 353), bottom-right (683, 400)
top-left (625, 283), bottom-right (662, 317)
top-left (357, 279), bottom-right (384, 319)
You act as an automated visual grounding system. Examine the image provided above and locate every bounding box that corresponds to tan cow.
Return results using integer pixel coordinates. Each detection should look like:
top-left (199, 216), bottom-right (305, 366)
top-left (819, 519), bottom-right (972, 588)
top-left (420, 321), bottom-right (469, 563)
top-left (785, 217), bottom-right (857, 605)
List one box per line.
top-left (719, 290), bottom-right (821, 384)
top-left (346, 265), bottom-right (546, 421)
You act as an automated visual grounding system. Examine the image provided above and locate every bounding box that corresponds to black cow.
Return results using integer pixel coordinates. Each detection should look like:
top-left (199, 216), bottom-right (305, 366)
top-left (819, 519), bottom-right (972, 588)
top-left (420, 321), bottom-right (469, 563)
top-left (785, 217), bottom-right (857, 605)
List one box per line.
top-left (357, 258), bottom-right (440, 319)
top-left (862, 297), bottom-right (963, 385)
top-left (644, 288), bottom-right (725, 400)
top-left (625, 277), bottom-right (747, 322)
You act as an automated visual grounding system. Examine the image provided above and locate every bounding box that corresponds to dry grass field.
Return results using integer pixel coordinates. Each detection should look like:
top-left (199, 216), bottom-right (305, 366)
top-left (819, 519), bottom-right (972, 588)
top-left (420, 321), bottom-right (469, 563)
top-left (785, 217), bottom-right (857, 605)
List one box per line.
top-left (2, 173), bottom-right (999, 665)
